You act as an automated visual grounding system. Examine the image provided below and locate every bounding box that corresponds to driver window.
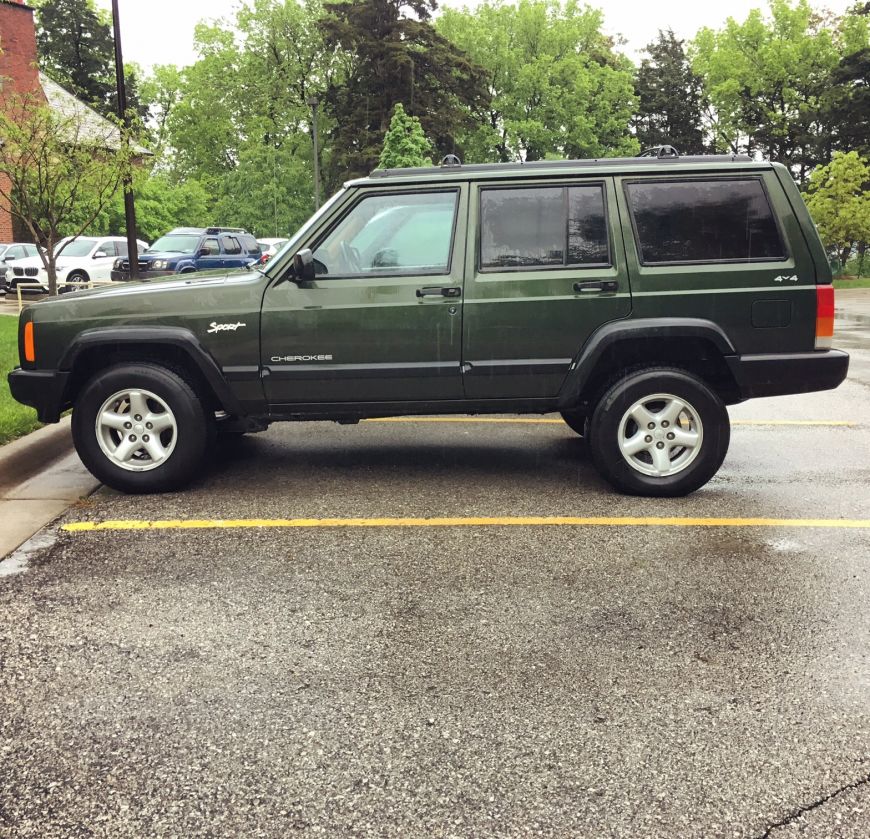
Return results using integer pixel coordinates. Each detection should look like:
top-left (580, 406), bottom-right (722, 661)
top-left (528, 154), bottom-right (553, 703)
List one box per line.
top-left (203, 237), bottom-right (220, 255)
top-left (312, 190), bottom-right (457, 277)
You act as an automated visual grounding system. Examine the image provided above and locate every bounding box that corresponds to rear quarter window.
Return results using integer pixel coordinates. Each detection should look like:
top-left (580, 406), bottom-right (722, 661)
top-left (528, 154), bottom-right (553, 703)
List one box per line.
top-left (624, 178), bottom-right (786, 265)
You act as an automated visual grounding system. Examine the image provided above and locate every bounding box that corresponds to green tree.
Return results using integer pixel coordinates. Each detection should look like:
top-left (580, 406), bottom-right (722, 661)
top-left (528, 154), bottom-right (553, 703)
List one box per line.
top-left (438, 0), bottom-right (638, 163)
top-left (378, 104), bottom-right (433, 168)
top-left (634, 29), bottom-right (707, 155)
top-left (35, 0), bottom-right (146, 120)
top-left (322, 0), bottom-right (488, 178)
top-left (803, 151), bottom-right (870, 271)
top-left (0, 89), bottom-right (132, 294)
top-left (690, 0), bottom-right (840, 180)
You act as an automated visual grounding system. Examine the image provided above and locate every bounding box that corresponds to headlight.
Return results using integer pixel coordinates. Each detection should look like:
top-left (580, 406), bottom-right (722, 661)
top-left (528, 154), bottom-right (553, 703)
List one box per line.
top-left (153, 260), bottom-right (167, 270)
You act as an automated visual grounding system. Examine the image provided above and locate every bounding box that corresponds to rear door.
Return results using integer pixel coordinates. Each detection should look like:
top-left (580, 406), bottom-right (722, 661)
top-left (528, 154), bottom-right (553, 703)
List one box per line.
top-left (261, 185), bottom-right (468, 406)
top-left (462, 177), bottom-right (631, 398)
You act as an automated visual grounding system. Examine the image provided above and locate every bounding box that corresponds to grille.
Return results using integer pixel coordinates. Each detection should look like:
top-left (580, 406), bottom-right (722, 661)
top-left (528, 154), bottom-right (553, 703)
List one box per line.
top-left (13, 267), bottom-right (39, 277)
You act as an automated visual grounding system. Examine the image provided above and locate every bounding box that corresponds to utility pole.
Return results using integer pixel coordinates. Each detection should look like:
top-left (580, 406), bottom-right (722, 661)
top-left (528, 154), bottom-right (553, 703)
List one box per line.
top-left (307, 96), bottom-right (321, 210)
top-left (111, 0), bottom-right (139, 279)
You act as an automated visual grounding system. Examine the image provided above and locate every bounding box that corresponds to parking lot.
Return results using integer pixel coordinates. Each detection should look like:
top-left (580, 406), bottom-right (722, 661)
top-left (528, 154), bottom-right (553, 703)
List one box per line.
top-left (1, 295), bottom-right (869, 837)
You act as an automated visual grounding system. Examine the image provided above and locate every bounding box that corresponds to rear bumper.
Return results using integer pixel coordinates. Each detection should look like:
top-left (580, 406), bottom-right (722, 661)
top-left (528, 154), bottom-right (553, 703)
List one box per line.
top-left (726, 349), bottom-right (849, 399)
top-left (7, 368), bottom-right (70, 423)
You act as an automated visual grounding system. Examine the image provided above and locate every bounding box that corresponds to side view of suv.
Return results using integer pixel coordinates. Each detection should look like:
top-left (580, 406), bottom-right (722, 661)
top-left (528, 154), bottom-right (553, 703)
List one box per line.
top-left (9, 151), bottom-right (849, 497)
top-left (111, 227), bottom-right (262, 280)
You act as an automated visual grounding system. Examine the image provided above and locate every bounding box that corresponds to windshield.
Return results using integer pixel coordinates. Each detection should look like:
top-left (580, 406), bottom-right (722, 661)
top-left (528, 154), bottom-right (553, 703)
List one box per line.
top-left (148, 234), bottom-right (201, 254)
top-left (0, 246), bottom-right (7, 256)
top-left (57, 239), bottom-right (97, 257)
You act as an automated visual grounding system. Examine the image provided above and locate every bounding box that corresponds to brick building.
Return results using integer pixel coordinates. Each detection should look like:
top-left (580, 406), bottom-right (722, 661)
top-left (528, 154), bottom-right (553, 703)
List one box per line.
top-left (0, 0), bottom-right (42, 241)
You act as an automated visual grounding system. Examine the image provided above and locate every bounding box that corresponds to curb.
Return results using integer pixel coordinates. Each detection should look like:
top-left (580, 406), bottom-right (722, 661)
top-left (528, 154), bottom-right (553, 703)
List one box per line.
top-left (0, 417), bottom-right (74, 493)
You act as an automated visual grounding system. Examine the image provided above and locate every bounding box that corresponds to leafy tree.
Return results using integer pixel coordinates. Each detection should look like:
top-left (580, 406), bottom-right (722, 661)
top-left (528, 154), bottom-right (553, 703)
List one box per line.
top-left (438, 0), bottom-right (638, 163)
top-left (690, 0), bottom-right (840, 181)
top-left (634, 29), bottom-right (707, 155)
top-left (378, 104), bottom-right (433, 168)
top-left (822, 3), bottom-right (870, 157)
top-left (35, 0), bottom-right (146, 120)
top-left (803, 151), bottom-right (870, 270)
top-left (322, 0), bottom-right (488, 177)
top-left (0, 89), bottom-right (132, 294)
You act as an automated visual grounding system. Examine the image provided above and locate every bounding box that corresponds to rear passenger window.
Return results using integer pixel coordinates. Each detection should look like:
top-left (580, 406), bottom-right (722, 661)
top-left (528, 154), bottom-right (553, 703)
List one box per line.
top-left (222, 236), bottom-right (242, 255)
top-left (479, 185), bottom-right (609, 271)
top-left (241, 235), bottom-right (261, 255)
top-left (625, 179), bottom-right (786, 264)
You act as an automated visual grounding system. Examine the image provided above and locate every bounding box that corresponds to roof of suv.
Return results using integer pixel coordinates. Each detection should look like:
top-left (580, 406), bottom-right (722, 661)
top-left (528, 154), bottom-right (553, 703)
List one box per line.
top-left (357, 153), bottom-right (776, 187)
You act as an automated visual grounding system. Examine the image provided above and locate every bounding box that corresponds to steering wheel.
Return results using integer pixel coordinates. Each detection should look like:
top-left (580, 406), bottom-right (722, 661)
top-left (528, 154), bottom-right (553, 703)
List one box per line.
top-left (339, 241), bottom-right (363, 274)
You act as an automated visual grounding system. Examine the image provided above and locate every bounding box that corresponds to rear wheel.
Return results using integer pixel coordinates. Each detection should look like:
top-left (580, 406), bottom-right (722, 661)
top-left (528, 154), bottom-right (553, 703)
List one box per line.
top-left (71, 363), bottom-right (211, 493)
top-left (588, 367), bottom-right (729, 497)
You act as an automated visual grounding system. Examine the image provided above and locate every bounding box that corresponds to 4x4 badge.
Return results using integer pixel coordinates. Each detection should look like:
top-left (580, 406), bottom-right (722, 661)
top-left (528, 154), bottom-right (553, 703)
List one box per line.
top-left (207, 321), bottom-right (246, 333)
top-left (773, 274), bottom-right (798, 283)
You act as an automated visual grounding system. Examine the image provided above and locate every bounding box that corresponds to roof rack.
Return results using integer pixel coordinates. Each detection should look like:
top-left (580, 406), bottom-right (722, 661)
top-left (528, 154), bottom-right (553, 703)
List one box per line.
top-left (370, 152), bottom-right (754, 179)
top-left (638, 144), bottom-right (680, 158)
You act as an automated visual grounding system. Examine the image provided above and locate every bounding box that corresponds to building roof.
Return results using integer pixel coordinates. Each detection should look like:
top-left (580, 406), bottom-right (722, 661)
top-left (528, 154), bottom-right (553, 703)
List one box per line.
top-left (39, 73), bottom-right (150, 156)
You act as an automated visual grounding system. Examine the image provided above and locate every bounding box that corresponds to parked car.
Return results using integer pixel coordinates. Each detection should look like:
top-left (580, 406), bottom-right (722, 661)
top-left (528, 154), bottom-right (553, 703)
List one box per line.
top-left (111, 227), bottom-right (262, 280)
top-left (0, 243), bottom-right (44, 293)
top-left (8, 148), bottom-right (849, 496)
top-left (4, 236), bottom-right (148, 293)
top-left (256, 238), bottom-right (289, 263)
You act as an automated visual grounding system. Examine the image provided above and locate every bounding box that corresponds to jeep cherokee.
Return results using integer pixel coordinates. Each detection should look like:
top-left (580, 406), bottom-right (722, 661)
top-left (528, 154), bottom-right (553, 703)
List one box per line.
top-left (8, 151), bottom-right (849, 496)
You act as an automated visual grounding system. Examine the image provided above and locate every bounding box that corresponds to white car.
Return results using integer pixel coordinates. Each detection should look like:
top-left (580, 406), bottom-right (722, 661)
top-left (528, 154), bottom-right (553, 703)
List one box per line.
top-left (256, 237), bottom-right (289, 263)
top-left (6, 236), bottom-right (148, 292)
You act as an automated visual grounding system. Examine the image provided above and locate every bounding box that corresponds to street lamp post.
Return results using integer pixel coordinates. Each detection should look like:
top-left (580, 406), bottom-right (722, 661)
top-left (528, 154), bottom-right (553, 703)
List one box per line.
top-left (307, 96), bottom-right (321, 210)
top-left (111, 0), bottom-right (139, 279)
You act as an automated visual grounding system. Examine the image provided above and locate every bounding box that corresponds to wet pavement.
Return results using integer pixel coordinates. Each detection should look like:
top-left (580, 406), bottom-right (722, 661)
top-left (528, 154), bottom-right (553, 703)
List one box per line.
top-left (1, 296), bottom-right (869, 837)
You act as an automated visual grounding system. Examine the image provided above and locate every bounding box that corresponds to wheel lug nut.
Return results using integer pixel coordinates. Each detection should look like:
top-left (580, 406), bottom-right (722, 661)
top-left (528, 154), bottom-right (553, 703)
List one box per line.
top-left (656, 441), bottom-right (665, 449)
top-left (124, 422), bottom-right (132, 429)
top-left (662, 420), bottom-right (669, 428)
top-left (667, 432), bottom-right (675, 440)
top-left (647, 422), bottom-right (655, 430)
top-left (645, 435), bottom-right (653, 443)
top-left (146, 422), bottom-right (153, 429)
top-left (129, 435), bottom-right (137, 442)
top-left (143, 435), bottom-right (150, 442)
top-left (134, 414), bottom-right (142, 421)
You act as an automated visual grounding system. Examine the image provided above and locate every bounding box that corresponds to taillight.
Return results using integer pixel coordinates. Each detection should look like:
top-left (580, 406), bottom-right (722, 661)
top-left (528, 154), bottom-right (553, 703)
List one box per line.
top-left (815, 285), bottom-right (835, 349)
top-left (23, 320), bottom-right (35, 362)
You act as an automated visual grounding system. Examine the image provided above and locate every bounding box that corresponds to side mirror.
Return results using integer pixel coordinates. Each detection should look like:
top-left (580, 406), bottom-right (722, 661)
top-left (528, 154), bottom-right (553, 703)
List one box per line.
top-left (93, 250), bottom-right (108, 259)
top-left (292, 248), bottom-right (315, 283)
top-left (198, 248), bottom-right (211, 257)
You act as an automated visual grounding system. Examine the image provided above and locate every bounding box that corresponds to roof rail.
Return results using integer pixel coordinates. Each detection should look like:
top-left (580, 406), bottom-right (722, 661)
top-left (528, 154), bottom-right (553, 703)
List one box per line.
top-left (638, 145), bottom-right (680, 159)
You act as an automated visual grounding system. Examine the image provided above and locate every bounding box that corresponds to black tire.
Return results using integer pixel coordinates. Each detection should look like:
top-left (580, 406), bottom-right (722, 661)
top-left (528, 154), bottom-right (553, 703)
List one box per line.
top-left (71, 363), bottom-right (211, 493)
top-left (61, 270), bottom-right (89, 293)
top-left (588, 367), bottom-right (730, 497)
top-left (560, 409), bottom-right (588, 437)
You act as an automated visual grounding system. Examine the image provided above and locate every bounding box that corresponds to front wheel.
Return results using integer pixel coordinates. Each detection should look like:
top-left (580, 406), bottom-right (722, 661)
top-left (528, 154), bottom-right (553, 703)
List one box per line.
top-left (588, 368), bottom-right (730, 497)
top-left (71, 363), bottom-right (211, 493)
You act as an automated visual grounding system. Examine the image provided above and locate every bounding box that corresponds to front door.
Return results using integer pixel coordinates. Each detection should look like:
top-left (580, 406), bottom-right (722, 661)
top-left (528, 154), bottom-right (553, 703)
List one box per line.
top-left (261, 186), bottom-right (467, 407)
top-left (462, 178), bottom-right (631, 398)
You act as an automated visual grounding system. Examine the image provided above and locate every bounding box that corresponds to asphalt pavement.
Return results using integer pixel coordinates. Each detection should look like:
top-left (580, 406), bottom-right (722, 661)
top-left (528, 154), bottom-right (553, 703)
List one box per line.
top-left (1, 297), bottom-right (869, 837)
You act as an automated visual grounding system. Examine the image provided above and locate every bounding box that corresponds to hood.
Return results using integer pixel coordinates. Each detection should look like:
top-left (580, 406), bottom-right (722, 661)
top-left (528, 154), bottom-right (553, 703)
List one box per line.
top-left (141, 250), bottom-right (193, 260)
top-left (4, 255), bottom-right (45, 269)
top-left (57, 268), bottom-right (248, 301)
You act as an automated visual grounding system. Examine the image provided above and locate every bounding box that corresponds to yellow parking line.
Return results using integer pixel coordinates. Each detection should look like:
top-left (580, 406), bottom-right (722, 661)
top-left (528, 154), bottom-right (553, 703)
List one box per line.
top-left (62, 516), bottom-right (870, 533)
top-left (363, 417), bottom-right (856, 427)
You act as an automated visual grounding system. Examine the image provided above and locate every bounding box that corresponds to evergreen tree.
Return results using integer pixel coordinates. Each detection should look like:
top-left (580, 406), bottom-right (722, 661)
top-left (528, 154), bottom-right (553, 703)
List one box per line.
top-left (321, 0), bottom-right (488, 178)
top-left (378, 104), bottom-right (433, 168)
top-left (634, 30), bottom-right (707, 155)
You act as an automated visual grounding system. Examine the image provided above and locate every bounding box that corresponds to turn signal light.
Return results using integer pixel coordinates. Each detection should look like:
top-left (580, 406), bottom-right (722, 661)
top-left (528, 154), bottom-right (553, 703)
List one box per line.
top-left (815, 284), bottom-right (834, 349)
top-left (23, 321), bottom-right (35, 363)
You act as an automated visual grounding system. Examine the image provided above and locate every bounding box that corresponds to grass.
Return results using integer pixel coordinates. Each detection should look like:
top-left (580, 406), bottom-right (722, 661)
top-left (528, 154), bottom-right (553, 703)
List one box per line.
top-left (834, 276), bottom-right (870, 289)
top-left (0, 316), bottom-right (41, 446)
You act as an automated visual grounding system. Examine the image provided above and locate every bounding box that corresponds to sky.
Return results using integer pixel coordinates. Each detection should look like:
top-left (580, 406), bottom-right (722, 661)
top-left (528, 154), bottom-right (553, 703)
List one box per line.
top-left (95, 0), bottom-right (858, 71)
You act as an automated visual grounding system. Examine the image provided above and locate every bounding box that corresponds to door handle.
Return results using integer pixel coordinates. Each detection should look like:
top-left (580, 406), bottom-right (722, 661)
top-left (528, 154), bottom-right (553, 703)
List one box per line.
top-left (417, 286), bottom-right (462, 298)
top-left (574, 280), bottom-right (618, 294)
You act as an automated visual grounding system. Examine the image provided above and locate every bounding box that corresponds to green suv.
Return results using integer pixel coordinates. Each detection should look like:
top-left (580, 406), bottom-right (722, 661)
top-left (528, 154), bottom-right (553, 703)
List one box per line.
top-left (8, 151), bottom-right (849, 496)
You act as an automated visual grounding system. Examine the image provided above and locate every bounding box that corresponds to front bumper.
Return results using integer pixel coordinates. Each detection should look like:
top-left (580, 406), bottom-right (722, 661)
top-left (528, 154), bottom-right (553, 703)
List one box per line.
top-left (110, 269), bottom-right (174, 282)
top-left (7, 368), bottom-right (70, 423)
top-left (726, 349), bottom-right (849, 399)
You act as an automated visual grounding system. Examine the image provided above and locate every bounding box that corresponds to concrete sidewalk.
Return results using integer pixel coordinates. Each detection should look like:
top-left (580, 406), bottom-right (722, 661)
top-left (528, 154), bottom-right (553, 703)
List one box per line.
top-left (0, 419), bottom-right (99, 558)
